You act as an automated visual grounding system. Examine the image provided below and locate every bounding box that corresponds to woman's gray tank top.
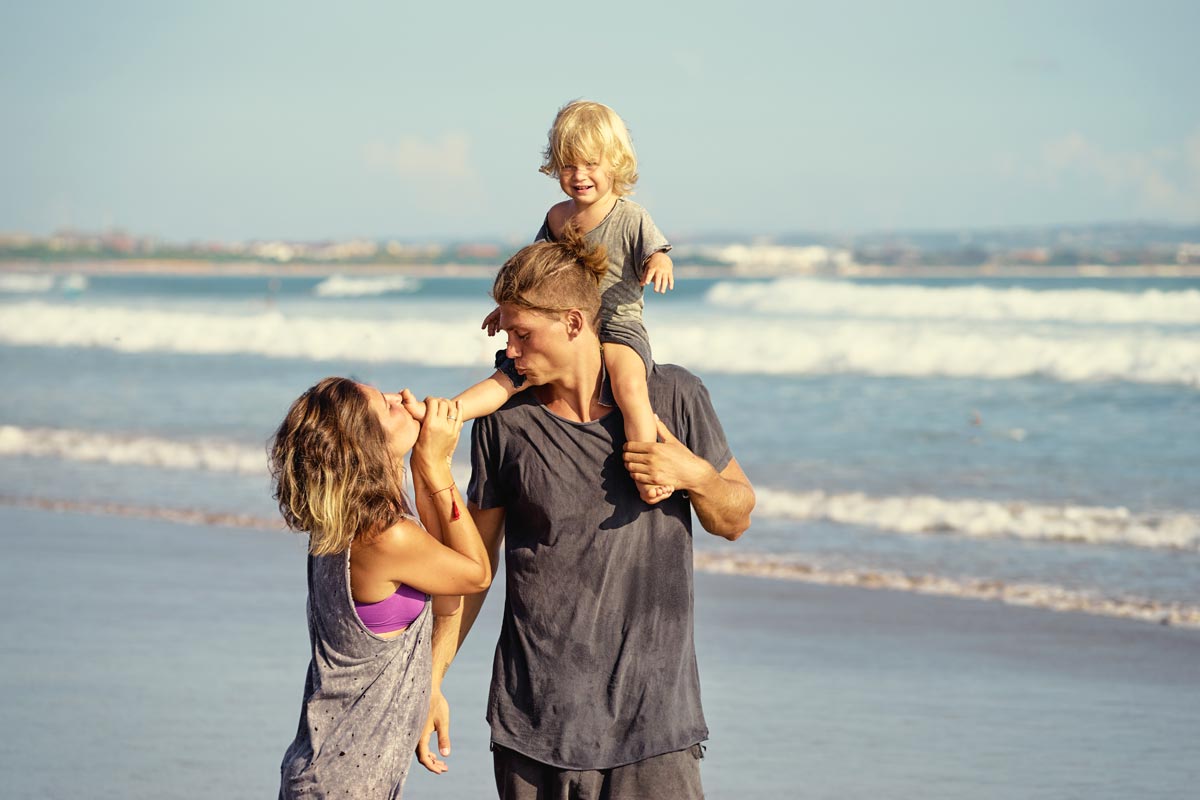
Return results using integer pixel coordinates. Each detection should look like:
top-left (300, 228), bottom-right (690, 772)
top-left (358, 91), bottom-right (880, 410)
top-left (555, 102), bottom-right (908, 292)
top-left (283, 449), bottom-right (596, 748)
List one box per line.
top-left (279, 542), bottom-right (431, 799)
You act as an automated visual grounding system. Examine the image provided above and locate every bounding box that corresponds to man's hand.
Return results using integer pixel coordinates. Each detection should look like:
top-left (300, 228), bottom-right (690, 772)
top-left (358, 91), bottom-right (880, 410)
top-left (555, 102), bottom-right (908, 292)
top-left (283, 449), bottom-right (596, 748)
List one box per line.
top-left (415, 689), bottom-right (451, 774)
top-left (642, 251), bottom-right (675, 294)
top-left (623, 416), bottom-right (715, 504)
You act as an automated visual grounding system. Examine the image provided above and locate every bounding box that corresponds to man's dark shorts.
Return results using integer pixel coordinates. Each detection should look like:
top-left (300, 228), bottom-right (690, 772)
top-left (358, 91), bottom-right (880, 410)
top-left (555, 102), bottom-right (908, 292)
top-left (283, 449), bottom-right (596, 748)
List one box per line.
top-left (492, 743), bottom-right (705, 800)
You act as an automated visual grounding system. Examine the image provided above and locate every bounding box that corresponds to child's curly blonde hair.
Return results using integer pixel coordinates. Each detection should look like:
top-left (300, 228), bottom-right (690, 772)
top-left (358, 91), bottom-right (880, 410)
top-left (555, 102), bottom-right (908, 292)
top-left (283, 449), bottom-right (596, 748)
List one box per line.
top-left (539, 100), bottom-right (639, 196)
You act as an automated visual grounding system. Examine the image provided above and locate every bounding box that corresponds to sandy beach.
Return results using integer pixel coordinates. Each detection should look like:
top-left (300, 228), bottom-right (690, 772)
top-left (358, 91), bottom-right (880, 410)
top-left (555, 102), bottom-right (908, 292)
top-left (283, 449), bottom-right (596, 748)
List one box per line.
top-left (2, 505), bottom-right (1197, 799)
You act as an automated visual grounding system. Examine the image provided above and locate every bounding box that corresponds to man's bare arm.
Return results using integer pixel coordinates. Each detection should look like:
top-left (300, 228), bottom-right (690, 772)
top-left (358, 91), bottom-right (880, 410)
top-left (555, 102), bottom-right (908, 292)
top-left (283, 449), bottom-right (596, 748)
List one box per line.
top-left (623, 417), bottom-right (754, 540)
top-left (687, 457), bottom-right (754, 540)
top-left (415, 503), bottom-right (505, 774)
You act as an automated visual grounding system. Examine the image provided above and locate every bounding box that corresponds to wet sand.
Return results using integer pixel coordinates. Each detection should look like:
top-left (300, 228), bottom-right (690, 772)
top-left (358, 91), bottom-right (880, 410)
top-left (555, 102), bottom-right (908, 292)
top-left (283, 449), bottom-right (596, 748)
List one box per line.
top-left (1, 506), bottom-right (1196, 799)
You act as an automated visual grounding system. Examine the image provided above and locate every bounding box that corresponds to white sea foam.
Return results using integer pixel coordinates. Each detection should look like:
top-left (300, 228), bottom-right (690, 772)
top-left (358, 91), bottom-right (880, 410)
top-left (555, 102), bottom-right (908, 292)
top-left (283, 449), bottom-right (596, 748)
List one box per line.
top-left (3, 301), bottom-right (1199, 388)
top-left (653, 319), bottom-right (1200, 387)
top-left (0, 302), bottom-right (501, 365)
top-left (692, 552), bottom-right (1200, 628)
top-left (3, 493), bottom-right (1192, 627)
top-left (0, 424), bottom-right (476, 491)
top-left (0, 425), bottom-right (267, 475)
top-left (313, 274), bottom-right (420, 297)
top-left (6, 419), bottom-right (1192, 553)
top-left (753, 488), bottom-right (1200, 551)
top-left (0, 274), bottom-right (57, 293)
top-left (706, 278), bottom-right (1200, 325)
top-left (0, 495), bottom-right (284, 532)
top-left (60, 273), bottom-right (89, 292)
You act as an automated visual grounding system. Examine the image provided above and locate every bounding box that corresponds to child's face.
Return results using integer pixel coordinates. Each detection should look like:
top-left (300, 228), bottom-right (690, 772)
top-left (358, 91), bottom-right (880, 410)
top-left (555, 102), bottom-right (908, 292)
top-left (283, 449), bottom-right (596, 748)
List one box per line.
top-left (558, 154), bottom-right (613, 208)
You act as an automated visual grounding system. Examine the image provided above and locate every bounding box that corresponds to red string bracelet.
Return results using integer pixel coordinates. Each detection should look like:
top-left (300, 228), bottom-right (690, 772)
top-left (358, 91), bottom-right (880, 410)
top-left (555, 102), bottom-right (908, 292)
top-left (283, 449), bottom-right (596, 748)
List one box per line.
top-left (429, 484), bottom-right (460, 521)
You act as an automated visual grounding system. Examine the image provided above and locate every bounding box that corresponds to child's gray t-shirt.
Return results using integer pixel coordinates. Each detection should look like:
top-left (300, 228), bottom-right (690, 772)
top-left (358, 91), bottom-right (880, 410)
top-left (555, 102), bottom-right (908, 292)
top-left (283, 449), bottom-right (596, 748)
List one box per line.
top-left (535, 197), bottom-right (671, 331)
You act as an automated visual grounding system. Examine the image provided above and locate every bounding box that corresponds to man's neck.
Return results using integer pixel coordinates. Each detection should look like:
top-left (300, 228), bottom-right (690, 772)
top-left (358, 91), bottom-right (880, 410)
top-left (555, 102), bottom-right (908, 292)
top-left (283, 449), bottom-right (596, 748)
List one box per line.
top-left (534, 339), bottom-right (609, 423)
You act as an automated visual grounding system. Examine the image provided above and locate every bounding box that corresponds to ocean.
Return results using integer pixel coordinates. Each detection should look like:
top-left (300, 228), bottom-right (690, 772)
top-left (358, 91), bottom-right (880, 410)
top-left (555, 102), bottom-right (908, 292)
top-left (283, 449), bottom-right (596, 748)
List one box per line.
top-left (1, 268), bottom-right (1198, 627)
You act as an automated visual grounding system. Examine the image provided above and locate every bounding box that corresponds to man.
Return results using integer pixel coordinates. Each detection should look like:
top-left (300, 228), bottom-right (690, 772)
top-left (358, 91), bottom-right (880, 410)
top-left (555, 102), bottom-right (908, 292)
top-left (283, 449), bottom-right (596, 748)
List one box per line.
top-left (416, 237), bottom-right (755, 798)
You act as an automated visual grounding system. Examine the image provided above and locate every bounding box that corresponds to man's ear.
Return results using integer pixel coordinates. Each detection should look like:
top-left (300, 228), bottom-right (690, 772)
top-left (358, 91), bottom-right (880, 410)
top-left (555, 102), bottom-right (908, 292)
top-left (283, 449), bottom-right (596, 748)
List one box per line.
top-left (563, 308), bottom-right (586, 338)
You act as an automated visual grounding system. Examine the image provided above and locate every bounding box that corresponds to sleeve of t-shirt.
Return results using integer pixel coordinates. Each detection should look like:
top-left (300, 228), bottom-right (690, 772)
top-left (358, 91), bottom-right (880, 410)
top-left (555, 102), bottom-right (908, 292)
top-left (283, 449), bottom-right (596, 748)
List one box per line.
top-left (674, 371), bottom-right (733, 474)
top-left (467, 415), bottom-right (505, 510)
top-left (635, 205), bottom-right (672, 267)
top-left (533, 216), bottom-right (552, 243)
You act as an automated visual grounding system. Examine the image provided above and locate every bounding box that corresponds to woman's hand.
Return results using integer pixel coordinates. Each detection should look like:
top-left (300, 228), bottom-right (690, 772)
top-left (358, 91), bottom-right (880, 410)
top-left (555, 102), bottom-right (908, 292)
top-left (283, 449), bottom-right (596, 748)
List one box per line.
top-left (412, 397), bottom-right (464, 473)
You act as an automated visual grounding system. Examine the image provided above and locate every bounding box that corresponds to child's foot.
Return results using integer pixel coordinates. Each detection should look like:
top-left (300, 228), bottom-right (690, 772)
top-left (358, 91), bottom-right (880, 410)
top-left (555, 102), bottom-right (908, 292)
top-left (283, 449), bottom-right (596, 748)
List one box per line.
top-left (400, 389), bottom-right (426, 421)
top-left (637, 483), bottom-right (674, 503)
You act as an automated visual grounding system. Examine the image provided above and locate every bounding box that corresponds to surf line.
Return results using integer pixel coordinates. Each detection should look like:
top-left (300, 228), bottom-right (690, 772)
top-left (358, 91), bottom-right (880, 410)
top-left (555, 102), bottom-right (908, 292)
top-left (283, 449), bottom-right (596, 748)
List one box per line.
top-left (0, 495), bottom-right (284, 532)
top-left (693, 552), bottom-right (1200, 630)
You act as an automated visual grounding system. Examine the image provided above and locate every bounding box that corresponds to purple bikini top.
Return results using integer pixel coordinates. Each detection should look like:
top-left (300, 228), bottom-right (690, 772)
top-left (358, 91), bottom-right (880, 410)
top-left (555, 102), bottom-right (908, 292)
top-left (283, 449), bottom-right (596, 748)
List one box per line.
top-left (354, 583), bottom-right (427, 634)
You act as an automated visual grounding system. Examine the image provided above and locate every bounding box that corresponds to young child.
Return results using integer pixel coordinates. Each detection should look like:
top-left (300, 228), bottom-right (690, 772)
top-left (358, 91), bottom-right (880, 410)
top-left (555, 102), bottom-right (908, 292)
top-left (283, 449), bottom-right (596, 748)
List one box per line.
top-left (406, 100), bottom-right (676, 501)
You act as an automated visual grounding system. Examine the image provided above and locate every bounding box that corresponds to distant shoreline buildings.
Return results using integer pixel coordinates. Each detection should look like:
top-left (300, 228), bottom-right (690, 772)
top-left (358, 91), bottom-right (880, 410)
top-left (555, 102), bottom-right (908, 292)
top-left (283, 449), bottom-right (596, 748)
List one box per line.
top-left (1, 223), bottom-right (1198, 275)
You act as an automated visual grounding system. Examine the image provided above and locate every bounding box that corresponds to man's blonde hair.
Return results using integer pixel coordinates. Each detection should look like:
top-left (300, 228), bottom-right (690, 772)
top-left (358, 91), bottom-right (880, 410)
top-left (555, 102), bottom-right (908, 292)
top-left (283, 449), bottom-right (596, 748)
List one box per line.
top-left (540, 100), bottom-right (639, 196)
top-left (492, 221), bottom-right (607, 326)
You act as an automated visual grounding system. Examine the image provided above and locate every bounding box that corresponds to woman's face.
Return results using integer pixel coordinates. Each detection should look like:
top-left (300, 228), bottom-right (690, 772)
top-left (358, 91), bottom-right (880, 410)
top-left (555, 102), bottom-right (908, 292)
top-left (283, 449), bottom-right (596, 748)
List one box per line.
top-left (362, 384), bottom-right (419, 457)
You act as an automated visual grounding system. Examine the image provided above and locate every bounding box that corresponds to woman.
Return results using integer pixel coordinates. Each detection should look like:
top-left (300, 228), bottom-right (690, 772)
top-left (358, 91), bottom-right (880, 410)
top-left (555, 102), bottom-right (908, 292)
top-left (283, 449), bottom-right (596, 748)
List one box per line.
top-left (269, 377), bottom-right (490, 799)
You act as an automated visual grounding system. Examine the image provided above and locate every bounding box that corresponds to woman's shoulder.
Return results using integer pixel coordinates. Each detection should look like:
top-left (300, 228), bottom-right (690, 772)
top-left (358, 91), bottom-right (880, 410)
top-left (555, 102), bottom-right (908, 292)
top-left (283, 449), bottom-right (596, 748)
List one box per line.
top-left (356, 516), bottom-right (426, 558)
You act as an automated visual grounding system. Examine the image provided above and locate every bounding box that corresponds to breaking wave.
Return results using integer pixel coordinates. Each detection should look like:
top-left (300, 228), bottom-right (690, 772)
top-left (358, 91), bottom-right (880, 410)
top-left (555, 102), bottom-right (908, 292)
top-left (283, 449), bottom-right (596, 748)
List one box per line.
top-left (5, 492), bottom-right (1194, 628)
top-left (4, 422), bottom-right (1194, 553)
top-left (0, 424), bottom-right (474, 487)
top-left (654, 319), bottom-right (1200, 387)
top-left (706, 278), bottom-right (1200, 325)
top-left (0, 273), bottom-right (88, 294)
top-left (313, 274), bottom-right (420, 297)
top-left (0, 302), bottom-right (493, 366)
top-left (3, 301), bottom-right (1198, 388)
top-left (0, 425), bottom-right (267, 475)
top-left (692, 551), bottom-right (1200, 628)
top-left (753, 487), bottom-right (1200, 551)
top-left (0, 495), bottom-right (284, 532)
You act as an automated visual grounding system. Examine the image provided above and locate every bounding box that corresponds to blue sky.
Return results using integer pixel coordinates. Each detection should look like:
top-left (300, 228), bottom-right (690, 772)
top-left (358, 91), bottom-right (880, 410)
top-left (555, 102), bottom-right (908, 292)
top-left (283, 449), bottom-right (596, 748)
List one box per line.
top-left (2, 1), bottom-right (1198, 241)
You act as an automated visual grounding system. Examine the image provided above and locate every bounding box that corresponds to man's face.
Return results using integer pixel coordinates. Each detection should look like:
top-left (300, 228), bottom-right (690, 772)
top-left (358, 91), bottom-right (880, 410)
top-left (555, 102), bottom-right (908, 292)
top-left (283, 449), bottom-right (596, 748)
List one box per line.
top-left (498, 303), bottom-right (571, 387)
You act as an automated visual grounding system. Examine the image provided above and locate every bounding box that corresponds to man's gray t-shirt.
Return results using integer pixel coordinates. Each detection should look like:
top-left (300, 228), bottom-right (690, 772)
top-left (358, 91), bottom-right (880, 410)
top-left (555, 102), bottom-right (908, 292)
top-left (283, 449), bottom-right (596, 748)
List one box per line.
top-left (467, 363), bottom-right (732, 771)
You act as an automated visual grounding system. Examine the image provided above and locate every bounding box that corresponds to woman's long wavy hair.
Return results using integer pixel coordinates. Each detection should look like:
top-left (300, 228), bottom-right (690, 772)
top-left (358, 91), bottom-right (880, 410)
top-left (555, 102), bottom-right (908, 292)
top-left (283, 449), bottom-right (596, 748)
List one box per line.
top-left (269, 377), bottom-right (411, 556)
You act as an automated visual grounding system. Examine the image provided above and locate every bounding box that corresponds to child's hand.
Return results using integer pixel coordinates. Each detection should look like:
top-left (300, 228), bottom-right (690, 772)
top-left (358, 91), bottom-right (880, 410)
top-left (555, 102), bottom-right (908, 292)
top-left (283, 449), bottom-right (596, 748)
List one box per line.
top-left (481, 306), bottom-right (501, 336)
top-left (400, 388), bottom-right (426, 421)
top-left (642, 251), bottom-right (675, 294)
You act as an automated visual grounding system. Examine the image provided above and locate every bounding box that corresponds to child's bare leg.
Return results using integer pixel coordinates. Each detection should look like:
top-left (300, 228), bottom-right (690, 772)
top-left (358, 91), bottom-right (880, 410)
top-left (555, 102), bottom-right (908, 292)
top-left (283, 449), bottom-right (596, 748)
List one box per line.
top-left (401, 370), bottom-right (520, 422)
top-left (605, 343), bottom-right (673, 501)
